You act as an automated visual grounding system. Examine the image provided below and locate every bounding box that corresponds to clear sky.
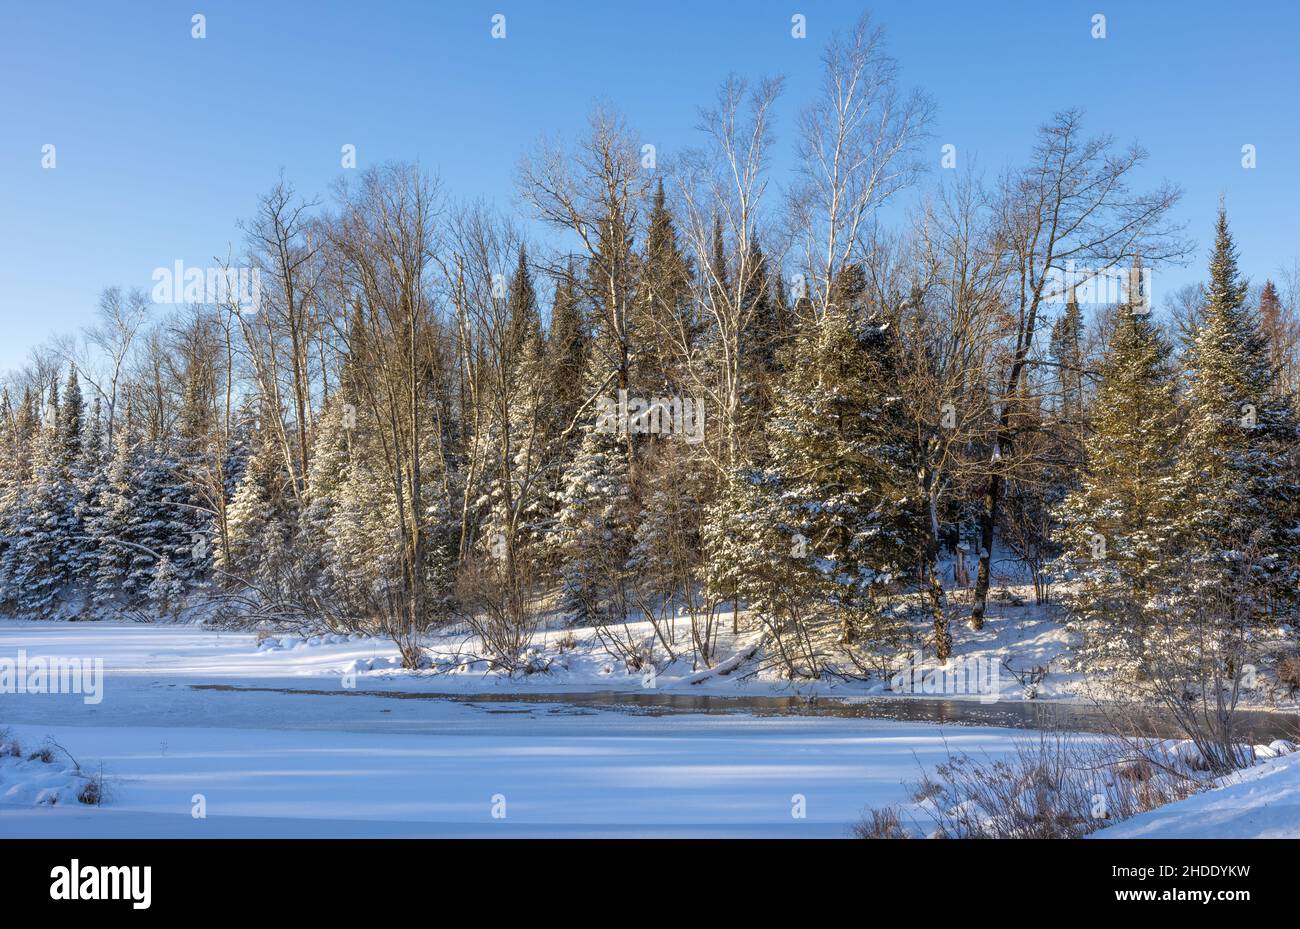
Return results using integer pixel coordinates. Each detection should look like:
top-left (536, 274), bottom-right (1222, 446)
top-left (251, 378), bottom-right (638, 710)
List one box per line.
top-left (1, 1), bottom-right (1297, 372)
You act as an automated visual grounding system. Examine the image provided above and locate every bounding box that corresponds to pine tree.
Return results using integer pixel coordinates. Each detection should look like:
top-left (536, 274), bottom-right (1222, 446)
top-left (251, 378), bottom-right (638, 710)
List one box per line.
top-left (635, 178), bottom-right (693, 392)
top-left (552, 216), bottom-right (643, 620)
top-left (148, 553), bottom-right (184, 616)
top-left (1053, 305), bottom-right (1182, 675)
top-left (13, 379), bottom-right (80, 615)
top-left (541, 267), bottom-right (589, 547)
top-left (627, 438), bottom-right (706, 610)
top-left (225, 430), bottom-right (295, 595)
top-left (302, 396), bottom-right (353, 604)
top-left (0, 388), bottom-right (22, 610)
top-left (129, 440), bottom-right (199, 607)
top-left (504, 326), bottom-right (556, 552)
top-left (56, 371), bottom-right (87, 602)
top-left (552, 352), bottom-right (635, 623)
top-left (329, 419), bottom-right (406, 612)
top-left (0, 389), bottom-right (39, 613)
top-left (1050, 290), bottom-right (1085, 421)
top-left (481, 247), bottom-right (549, 561)
top-left (1259, 279), bottom-right (1300, 401)
top-left (317, 382), bottom-right (456, 622)
top-left (547, 266), bottom-right (588, 422)
top-left (1175, 207), bottom-right (1300, 620)
top-left (737, 240), bottom-right (793, 439)
top-left (72, 398), bottom-right (109, 598)
top-left (505, 245), bottom-right (541, 361)
top-left (91, 415), bottom-right (137, 608)
top-left (720, 300), bottom-right (923, 654)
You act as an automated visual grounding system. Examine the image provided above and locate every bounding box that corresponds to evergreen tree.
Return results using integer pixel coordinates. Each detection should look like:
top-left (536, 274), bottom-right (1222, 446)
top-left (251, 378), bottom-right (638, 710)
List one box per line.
top-left (627, 438), bottom-right (706, 600)
top-left (148, 553), bottom-right (184, 616)
top-left (1054, 306), bottom-right (1182, 675)
top-left (131, 440), bottom-right (202, 607)
top-left (1050, 290), bottom-right (1085, 420)
top-left (738, 240), bottom-right (793, 437)
top-left (541, 267), bottom-right (589, 532)
top-left (481, 247), bottom-right (548, 561)
top-left (90, 413), bottom-right (138, 608)
top-left (0, 387), bottom-right (32, 609)
top-left (3, 373), bottom-right (92, 615)
top-left (635, 178), bottom-right (693, 392)
top-left (225, 428), bottom-right (296, 595)
top-left (71, 396), bottom-right (108, 599)
top-left (1258, 279), bottom-right (1300, 402)
top-left (1175, 208), bottom-right (1300, 620)
top-left (552, 345), bottom-right (636, 622)
top-left (505, 245), bottom-right (541, 360)
top-left (504, 326), bottom-right (557, 551)
top-left (0, 389), bottom-right (20, 609)
top-left (547, 266), bottom-right (588, 420)
top-left (302, 396), bottom-right (353, 604)
top-left (719, 301), bottom-right (923, 651)
top-left (10, 382), bottom-right (69, 614)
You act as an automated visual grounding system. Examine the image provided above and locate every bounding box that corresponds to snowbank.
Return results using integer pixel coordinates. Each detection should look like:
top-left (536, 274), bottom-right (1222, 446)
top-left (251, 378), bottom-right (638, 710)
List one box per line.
top-left (0, 733), bottom-right (97, 807)
top-left (1094, 744), bottom-right (1300, 838)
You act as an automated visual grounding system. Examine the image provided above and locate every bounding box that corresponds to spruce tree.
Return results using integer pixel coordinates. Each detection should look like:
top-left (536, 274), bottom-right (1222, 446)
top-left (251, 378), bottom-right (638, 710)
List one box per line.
top-left (720, 300), bottom-right (923, 653)
top-left (552, 350), bottom-right (635, 623)
top-left (505, 245), bottom-right (540, 360)
top-left (541, 268), bottom-right (589, 542)
top-left (6, 374), bottom-right (89, 616)
top-left (130, 440), bottom-right (199, 607)
top-left (225, 432), bottom-right (296, 595)
top-left (1050, 290), bottom-right (1085, 421)
top-left (1175, 208), bottom-right (1300, 620)
top-left (91, 416), bottom-right (138, 608)
top-left (71, 396), bottom-right (108, 601)
top-left (0, 389), bottom-right (20, 610)
top-left (1054, 305), bottom-right (1182, 675)
top-left (302, 396), bottom-right (352, 604)
top-left (635, 178), bottom-right (693, 392)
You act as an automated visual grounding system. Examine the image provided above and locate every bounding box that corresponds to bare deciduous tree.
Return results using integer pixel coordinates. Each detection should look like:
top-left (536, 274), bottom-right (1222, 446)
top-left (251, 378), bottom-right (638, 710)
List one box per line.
top-left (968, 109), bottom-right (1189, 631)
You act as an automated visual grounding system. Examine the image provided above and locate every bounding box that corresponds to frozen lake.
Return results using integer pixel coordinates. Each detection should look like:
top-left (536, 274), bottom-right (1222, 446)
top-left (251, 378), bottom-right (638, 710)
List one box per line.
top-left (2, 622), bottom-right (1293, 837)
top-left (0, 621), bottom-right (1092, 837)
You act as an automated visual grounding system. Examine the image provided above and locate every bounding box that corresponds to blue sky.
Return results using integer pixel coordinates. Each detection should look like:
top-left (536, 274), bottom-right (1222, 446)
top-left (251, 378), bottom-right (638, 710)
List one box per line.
top-left (1, 1), bottom-right (1297, 372)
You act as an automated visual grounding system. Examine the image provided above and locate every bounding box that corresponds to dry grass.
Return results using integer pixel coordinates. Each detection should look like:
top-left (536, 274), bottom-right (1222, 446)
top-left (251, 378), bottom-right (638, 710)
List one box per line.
top-left (856, 732), bottom-right (1206, 839)
top-left (77, 766), bottom-right (108, 806)
top-left (851, 806), bottom-right (910, 839)
top-left (1276, 652), bottom-right (1300, 697)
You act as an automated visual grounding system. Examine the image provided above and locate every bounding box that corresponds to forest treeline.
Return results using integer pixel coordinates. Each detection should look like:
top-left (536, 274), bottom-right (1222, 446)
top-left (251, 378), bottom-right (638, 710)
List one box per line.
top-left (2, 17), bottom-right (1298, 716)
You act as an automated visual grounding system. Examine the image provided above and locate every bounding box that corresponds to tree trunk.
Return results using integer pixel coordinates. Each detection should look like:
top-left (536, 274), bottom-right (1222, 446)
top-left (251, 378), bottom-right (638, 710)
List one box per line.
top-left (969, 472), bottom-right (1000, 630)
top-left (923, 485), bottom-right (952, 660)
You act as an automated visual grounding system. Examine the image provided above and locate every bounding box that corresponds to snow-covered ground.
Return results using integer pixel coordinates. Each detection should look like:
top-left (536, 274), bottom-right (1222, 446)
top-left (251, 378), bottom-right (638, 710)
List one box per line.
top-left (1, 712), bottom-right (1069, 838)
top-left (2, 618), bottom-right (1296, 838)
top-left (0, 619), bottom-right (1089, 837)
top-left (0, 736), bottom-right (96, 808)
top-left (1095, 748), bottom-right (1300, 839)
top-left (0, 589), bottom-right (1083, 702)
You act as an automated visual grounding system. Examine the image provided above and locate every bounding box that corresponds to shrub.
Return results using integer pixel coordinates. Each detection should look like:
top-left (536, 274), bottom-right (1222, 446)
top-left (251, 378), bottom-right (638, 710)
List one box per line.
top-left (851, 806), bottom-right (909, 839)
top-left (856, 733), bottom-right (1205, 839)
top-left (77, 769), bottom-right (107, 806)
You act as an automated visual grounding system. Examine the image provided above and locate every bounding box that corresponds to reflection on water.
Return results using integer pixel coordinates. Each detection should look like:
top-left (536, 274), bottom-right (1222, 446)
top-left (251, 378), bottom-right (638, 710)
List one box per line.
top-left (190, 683), bottom-right (1300, 742)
